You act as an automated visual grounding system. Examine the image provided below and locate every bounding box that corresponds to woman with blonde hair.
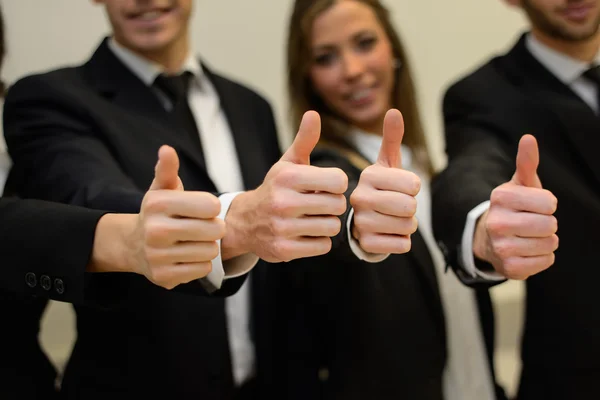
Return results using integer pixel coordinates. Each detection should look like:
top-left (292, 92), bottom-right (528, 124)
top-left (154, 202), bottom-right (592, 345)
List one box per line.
top-left (275, 1), bottom-right (506, 399)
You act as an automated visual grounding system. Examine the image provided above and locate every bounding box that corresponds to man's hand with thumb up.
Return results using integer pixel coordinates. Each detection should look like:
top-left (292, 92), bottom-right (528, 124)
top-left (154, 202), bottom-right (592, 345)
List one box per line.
top-left (350, 109), bottom-right (421, 254)
top-left (130, 145), bottom-right (225, 289)
top-left (473, 135), bottom-right (559, 280)
top-left (221, 111), bottom-right (348, 263)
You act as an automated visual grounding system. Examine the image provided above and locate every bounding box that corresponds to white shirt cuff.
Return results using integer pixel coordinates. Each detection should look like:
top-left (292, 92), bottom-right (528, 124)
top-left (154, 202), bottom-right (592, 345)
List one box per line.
top-left (346, 207), bottom-right (390, 263)
top-left (461, 200), bottom-right (504, 281)
top-left (204, 192), bottom-right (259, 290)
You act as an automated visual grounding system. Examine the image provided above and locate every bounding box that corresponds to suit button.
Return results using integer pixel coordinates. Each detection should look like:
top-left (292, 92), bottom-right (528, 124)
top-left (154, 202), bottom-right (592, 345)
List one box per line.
top-left (25, 272), bottom-right (37, 288)
top-left (40, 275), bottom-right (52, 291)
top-left (318, 367), bottom-right (329, 382)
top-left (54, 279), bottom-right (65, 295)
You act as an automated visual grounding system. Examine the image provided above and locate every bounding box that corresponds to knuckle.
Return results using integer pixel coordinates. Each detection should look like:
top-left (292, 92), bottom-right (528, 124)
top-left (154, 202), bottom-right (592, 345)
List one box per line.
top-left (396, 237), bottom-right (412, 254)
top-left (407, 172), bottom-right (421, 195)
top-left (404, 196), bottom-right (418, 216)
top-left (350, 190), bottom-right (368, 209)
top-left (144, 194), bottom-right (169, 214)
top-left (409, 217), bottom-right (419, 235)
top-left (200, 261), bottom-right (213, 276)
top-left (490, 186), bottom-right (512, 206)
top-left (492, 240), bottom-right (512, 259)
top-left (552, 234), bottom-right (560, 251)
top-left (270, 217), bottom-right (290, 237)
top-left (485, 214), bottom-right (506, 235)
top-left (214, 219), bottom-right (227, 239)
top-left (201, 193), bottom-right (221, 217)
top-left (207, 241), bottom-right (220, 260)
top-left (270, 192), bottom-right (294, 216)
top-left (334, 168), bottom-right (349, 192)
top-left (273, 166), bottom-right (297, 188)
top-left (502, 258), bottom-right (524, 280)
top-left (333, 196), bottom-right (347, 215)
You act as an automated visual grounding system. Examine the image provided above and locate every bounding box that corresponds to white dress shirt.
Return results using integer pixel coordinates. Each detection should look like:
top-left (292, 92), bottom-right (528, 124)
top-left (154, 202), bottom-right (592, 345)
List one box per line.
top-left (0, 105), bottom-right (11, 196)
top-left (345, 130), bottom-right (495, 400)
top-left (460, 33), bottom-right (600, 281)
top-left (108, 39), bottom-right (256, 386)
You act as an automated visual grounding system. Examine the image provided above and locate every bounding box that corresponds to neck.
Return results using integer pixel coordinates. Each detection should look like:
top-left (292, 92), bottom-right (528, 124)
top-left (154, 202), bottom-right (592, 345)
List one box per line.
top-left (114, 34), bottom-right (190, 74)
top-left (531, 28), bottom-right (600, 62)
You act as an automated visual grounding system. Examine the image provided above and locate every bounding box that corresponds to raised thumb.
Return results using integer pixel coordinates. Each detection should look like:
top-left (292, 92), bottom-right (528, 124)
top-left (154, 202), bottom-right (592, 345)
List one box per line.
top-left (280, 110), bottom-right (321, 165)
top-left (513, 134), bottom-right (542, 188)
top-left (150, 145), bottom-right (183, 191)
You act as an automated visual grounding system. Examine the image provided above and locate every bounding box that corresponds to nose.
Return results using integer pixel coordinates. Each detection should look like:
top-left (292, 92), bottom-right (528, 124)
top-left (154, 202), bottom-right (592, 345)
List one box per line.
top-left (342, 52), bottom-right (366, 81)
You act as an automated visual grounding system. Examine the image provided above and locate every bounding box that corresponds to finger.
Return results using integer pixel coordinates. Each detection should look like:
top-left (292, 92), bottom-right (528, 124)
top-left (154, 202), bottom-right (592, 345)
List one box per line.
top-left (351, 190), bottom-right (417, 218)
top-left (147, 241), bottom-right (220, 265)
top-left (493, 234), bottom-right (559, 258)
top-left (150, 262), bottom-right (214, 289)
top-left (282, 165), bottom-right (348, 194)
top-left (487, 212), bottom-right (557, 238)
top-left (146, 217), bottom-right (226, 247)
top-left (358, 233), bottom-right (412, 254)
top-left (280, 111), bottom-right (321, 165)
top-left (144, 191), bottom-right (222, 219)
top-left (273, 237), bottom-right (333, 262)
top-left (150, 145), bottom-right (184, 191)
top-left (491, 184), bottom-right (557, 215)
top-left (353, 209), bottom-right (418, 236)
top-left (276, 192), bottom-right (347, 217)
top-left (501, 253), bottom-right (555, 280)
top-left (359, 165), bottom-right (420, 195)
top-left (513, 134), bottom-right (542, 188)
top-left (377, 109), bottom-right (404, 168)
top-left (271, 216), bottom-right (342, 238)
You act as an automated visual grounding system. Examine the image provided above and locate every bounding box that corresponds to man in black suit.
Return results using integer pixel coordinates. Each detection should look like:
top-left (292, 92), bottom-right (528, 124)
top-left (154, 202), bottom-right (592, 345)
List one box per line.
top-left (432, 0), bottom-right (600, 398)
top-left (0, 145), bottom-right (237, 399)
top-left (2, 145), bottom-right (230, 300)
top-left (3, 0), bottom-right (349, 398)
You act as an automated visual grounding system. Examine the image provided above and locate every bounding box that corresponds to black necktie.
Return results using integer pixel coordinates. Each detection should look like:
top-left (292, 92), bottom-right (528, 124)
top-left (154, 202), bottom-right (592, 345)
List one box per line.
top-left (582, 65), bottom-right (600, 112)
top-left (153, 72), bottom-right (205, 169)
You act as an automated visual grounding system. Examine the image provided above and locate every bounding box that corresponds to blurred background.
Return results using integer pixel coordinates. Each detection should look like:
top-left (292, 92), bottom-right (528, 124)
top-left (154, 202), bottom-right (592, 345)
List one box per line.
top-left (2, 0), bottom-right (527, 397)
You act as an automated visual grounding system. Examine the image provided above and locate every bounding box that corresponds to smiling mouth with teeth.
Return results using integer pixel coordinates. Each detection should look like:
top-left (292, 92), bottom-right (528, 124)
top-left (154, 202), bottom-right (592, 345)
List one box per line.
top-left (130, 8), bottom-right (173, 21)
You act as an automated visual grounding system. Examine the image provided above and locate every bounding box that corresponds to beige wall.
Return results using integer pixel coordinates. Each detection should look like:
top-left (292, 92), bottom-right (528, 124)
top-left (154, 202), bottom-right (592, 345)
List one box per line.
top-left (2, 0), bottom-right (528, 397)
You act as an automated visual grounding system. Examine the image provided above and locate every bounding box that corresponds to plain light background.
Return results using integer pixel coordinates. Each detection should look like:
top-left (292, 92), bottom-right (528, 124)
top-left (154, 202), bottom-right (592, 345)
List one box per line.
top-left (2, 0), bottom-right (528, 396)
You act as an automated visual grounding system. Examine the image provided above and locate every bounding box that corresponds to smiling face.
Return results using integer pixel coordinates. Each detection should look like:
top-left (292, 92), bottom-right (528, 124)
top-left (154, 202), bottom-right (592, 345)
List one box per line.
top-left (307, 0), bottom-right (396, 133)
top-left (94, 0), bottom-right (192, 54)
top-left (510, 0), bottom-right (600, 41)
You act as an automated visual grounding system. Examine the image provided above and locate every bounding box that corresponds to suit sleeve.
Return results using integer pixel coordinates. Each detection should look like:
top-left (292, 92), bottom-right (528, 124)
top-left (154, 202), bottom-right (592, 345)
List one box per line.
top-left (431, 81), bottom-right (516, 287)
top-left (3, 75), bottom-right (243, 298)
top-left (0, 197), bottom-right (105, 304)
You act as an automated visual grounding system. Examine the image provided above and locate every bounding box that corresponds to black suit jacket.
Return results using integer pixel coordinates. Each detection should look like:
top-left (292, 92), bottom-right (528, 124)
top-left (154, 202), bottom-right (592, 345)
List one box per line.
top-left (0, 198), bottom-right (105, 400)
top-left (272, 148), bottom-right (447, 400)
top-left (432, 33), bottom-right (600, 399)
top-left (4, 38), bottom-right (281, 399)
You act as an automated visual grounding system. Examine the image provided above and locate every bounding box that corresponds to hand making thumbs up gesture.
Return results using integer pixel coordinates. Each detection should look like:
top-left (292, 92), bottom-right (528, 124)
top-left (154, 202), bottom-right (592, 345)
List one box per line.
top-left (222, 111), bottom-right (348, 263)
top-left (473, 134), bottom-right (559, 279)
top-left (350, 109), bottom-right (421, 254)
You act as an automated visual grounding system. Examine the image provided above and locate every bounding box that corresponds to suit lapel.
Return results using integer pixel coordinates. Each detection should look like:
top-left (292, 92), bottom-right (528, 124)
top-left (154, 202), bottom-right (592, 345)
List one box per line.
top-left (204, 65), bottom-right (269, 190)
top-left (83, 38), bottom-right (212, 185)
top-left (504, 35), bottom-right (600, 187)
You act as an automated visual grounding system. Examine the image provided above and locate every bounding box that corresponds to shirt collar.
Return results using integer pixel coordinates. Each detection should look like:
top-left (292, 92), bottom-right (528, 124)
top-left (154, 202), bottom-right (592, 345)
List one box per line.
top-left (107, 37), bottom-right (204, 87)
top-left (526, 33), bottom-right (600, 85)
top-left (346, 127), bottom-right (412, 169)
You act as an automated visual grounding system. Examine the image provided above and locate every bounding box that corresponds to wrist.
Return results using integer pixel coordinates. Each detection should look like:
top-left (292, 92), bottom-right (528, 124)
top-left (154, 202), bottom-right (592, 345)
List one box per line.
top-left (88, 213), bottom-right (137, 273)
top-left (221, 191), bottom-right (254, 261)
top-left (473, 211), bottom-right (490, 263)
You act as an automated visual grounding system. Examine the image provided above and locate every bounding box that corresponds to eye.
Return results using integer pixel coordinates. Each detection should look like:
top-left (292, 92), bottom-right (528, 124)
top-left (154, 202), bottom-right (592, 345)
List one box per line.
top-left (357, 36), bottom-right (377, 52)
top-left (314, 52), bottom-right (336, 67)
